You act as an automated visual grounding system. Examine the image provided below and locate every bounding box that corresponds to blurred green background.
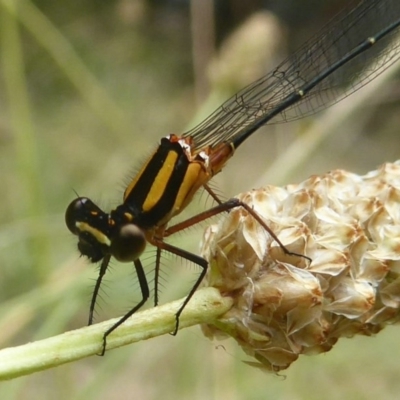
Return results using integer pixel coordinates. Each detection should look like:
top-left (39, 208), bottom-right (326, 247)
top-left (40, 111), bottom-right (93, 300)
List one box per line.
top-left (0, 0), bottom-right (400, 399)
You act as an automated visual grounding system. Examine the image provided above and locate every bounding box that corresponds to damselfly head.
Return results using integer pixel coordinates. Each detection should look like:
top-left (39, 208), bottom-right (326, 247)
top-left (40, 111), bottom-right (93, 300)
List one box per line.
top-left (65, 197), bottom-right (147, 264)
top-left (65, 197), bottom-right (111, 262)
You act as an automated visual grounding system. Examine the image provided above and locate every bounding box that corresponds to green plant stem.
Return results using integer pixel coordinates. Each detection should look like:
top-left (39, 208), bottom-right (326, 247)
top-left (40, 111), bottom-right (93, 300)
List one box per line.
top-left (0, 287), bottom-right (232, 381)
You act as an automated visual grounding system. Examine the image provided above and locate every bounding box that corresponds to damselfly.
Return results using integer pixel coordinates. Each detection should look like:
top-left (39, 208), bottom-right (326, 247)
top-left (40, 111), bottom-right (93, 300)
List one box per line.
top-left (65, 0), bottom-right (400, 355)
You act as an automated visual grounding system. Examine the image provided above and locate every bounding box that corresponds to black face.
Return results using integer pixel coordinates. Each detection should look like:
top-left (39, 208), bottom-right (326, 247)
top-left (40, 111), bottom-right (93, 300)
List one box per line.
top-left (65, 197), bottom-right (146, 263)
top-left (76, 233), bottom-right (105, 263)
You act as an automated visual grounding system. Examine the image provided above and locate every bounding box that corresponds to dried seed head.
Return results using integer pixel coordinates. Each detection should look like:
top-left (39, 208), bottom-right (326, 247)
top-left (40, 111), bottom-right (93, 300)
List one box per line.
top-left (201, 161), bottom-right (400, 372)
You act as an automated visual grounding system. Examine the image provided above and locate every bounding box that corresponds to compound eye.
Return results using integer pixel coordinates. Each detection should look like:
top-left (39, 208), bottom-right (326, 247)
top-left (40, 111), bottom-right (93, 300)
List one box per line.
top-left (65, 197), bottom-right (99, 234)
top-left (110, 224), bottom-right (146, 262)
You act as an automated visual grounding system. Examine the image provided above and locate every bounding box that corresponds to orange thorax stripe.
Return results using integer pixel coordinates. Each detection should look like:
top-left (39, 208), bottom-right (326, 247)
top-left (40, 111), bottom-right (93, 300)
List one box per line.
top-left (122, 136), bottom-right (211, 228)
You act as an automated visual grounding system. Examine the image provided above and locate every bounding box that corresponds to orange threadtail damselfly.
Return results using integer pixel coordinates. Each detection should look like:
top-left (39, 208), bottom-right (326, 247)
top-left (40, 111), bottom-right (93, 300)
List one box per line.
top-left (65, 0), bottom-right (400, 355)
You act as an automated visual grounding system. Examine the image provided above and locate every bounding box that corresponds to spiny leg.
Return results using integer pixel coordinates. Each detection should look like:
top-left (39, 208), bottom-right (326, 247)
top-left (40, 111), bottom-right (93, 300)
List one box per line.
top-left (165, 197), bottom-right (311, 262)
top-left (99, 258), bottom-right (150, 356)
top-left (203, 183), bottom-right (223, 205)
top-left (89, 254), bottom-right (112, 326)
top-left (154, 246), bottom-right (162, 307)
top-left (151, 239), bottom-right (208, 335)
